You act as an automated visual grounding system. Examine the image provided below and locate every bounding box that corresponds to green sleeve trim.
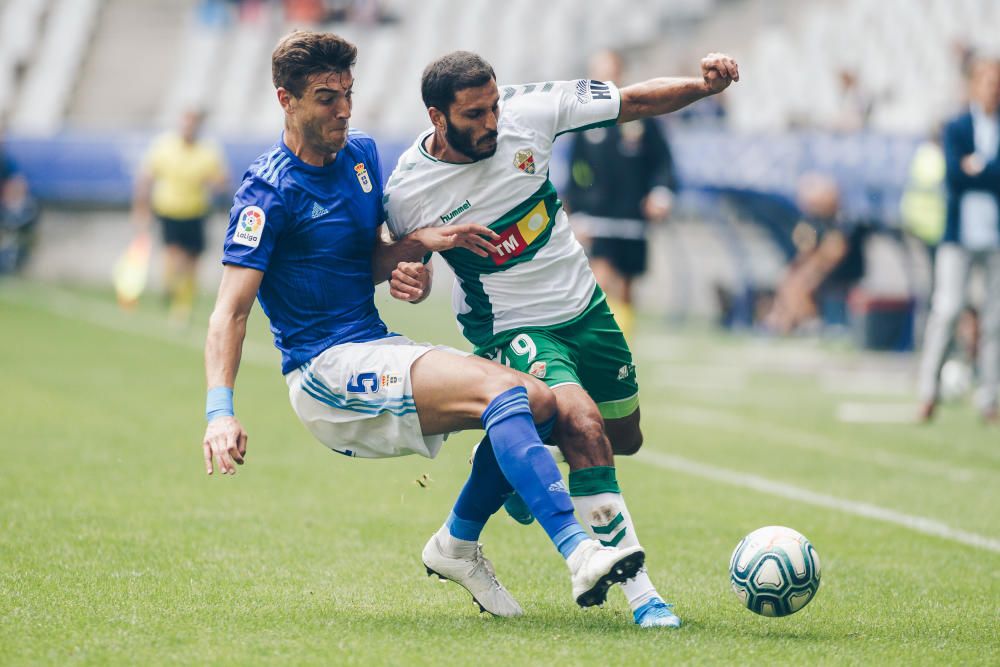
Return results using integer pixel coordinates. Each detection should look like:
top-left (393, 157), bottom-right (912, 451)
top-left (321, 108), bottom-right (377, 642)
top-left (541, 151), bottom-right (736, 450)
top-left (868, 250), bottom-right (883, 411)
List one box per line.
top-left (555, 116), bottom-right (617, 138)
top-left (421, 252), bottom-right (432, 264)
top-left (569, 465), bottom-right (620, 496)
top-left (597, 393), bottom-right (639, 420)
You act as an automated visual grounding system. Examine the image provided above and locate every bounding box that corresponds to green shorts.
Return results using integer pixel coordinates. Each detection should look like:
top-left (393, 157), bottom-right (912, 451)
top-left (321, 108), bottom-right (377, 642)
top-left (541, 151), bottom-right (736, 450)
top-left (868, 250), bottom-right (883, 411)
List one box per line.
top-left (474, 292), bottom-right (639, 420)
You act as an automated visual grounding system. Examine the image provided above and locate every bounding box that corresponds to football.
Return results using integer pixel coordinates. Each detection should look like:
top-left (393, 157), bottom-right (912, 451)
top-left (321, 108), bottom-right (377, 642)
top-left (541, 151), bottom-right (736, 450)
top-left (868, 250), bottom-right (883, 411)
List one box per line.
top-left (939, 359), bottom-right (972, 402)
top-left (729, 526), bottom-right (821, 617)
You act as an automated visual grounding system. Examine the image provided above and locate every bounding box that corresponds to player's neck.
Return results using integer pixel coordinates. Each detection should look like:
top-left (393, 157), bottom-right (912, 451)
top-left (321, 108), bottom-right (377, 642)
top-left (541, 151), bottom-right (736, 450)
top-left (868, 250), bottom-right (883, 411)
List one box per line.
top-left (283, 127), bottom-right (336, 167)
top-left (426, 130), bottom-right (473, 164)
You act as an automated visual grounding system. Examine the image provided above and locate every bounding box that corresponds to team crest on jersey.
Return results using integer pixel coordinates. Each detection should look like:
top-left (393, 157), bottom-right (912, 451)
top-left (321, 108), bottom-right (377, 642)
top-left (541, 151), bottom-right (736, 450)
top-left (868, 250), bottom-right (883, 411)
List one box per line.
top-left (354, 163), bottom-right (373, 193)
top-left (528, 361), bottom-right (547, 378)
top-left (513, 149), bottom-right (536, 174)
top-left (233, 206), bottom-right (265, 248)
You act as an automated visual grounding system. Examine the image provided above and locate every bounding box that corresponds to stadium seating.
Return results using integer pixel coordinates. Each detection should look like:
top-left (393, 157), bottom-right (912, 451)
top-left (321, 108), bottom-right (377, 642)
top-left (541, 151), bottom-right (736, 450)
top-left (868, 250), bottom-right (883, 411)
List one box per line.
top-left (0, 0), bottom-right (48, 122)
top-left (9, 0), bottom-right (101, 135)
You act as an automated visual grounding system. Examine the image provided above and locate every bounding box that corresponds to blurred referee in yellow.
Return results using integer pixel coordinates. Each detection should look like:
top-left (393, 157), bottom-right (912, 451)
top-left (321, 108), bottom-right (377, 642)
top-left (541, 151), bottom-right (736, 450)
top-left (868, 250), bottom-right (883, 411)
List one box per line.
top-left (132, 109), bottom-right (229, 324)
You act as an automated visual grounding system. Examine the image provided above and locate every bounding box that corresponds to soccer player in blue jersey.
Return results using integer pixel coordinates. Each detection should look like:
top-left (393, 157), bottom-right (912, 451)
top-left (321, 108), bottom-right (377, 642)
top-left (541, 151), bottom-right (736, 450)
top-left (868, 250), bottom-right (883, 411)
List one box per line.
top-left (200, 31), bottom-right (645, 616)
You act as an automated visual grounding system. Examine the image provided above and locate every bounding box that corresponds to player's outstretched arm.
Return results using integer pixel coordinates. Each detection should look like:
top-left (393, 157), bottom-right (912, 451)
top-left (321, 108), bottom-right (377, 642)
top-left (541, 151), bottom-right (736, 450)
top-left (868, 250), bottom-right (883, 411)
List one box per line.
top-left (371, 223), bottom-right (499, 284)
top-left (389, 261), bottom-right (433, 303)
top-left (618, 52), bottom-right (739, 124)
top-left (203, 265), bottom-right (262, 476)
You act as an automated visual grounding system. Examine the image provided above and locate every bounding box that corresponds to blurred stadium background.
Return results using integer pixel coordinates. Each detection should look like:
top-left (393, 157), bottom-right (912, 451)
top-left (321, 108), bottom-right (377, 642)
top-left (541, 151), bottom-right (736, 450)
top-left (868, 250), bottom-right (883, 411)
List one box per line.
top-left (3, 0), bottom-right (996, 335)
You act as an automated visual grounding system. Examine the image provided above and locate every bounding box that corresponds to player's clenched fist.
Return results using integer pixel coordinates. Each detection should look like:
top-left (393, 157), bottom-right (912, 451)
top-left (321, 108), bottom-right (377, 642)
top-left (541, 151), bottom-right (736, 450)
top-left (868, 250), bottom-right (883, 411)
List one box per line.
top-left (203, 415), bottom-right (248, 475)
top-left (701, 53), bottom-right (739, 93)
top-left (390, 261), bottom-right (431, 303)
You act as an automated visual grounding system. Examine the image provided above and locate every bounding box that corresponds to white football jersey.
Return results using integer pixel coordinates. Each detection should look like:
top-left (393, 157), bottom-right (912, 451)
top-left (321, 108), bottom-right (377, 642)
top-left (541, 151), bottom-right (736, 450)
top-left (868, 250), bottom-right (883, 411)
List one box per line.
top-left (385, 79), bottom-right (621, 346)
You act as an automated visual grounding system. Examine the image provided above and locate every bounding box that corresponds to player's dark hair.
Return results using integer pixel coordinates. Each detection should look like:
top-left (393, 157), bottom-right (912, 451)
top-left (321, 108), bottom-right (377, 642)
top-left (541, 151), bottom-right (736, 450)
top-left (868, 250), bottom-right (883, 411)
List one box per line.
top-left (421, 51), bottom-right (496, 112)
top-left (272, 31), bottom-right (357, 97)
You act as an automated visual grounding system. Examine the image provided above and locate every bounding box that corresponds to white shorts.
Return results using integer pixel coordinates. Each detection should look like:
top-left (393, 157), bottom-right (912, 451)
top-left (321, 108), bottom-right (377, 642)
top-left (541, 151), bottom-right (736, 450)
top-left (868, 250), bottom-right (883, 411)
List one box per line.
top-left (285, 335), bottom-right (466, 459)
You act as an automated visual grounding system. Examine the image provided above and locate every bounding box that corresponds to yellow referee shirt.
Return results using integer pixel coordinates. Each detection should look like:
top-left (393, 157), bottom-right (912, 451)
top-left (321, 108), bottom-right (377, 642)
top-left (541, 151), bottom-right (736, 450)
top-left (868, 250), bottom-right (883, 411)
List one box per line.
top-left (143, 133), bottom-right (226, 220)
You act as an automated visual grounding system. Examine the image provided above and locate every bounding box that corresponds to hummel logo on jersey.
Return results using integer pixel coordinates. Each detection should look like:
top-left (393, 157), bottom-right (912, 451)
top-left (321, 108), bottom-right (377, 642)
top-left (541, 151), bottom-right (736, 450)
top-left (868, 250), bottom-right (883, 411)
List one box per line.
top-left (440, 199), bottom-right (471, 223)
top-left (310, 202), bottom-right (329, 219)
top-left (548, 480), bottom-right (568, 494)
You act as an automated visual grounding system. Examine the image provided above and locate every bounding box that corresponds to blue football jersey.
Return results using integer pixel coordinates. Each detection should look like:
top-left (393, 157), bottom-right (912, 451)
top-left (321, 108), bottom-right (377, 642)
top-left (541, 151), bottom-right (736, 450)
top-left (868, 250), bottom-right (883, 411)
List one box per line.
top-left (223, 130), bottom-right (393, 374)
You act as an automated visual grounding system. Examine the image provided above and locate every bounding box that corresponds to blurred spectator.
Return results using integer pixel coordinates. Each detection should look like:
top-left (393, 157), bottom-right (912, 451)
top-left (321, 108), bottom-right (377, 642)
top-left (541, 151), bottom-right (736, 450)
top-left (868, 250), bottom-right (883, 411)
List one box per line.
top-left (132, 110), bottom-right (229, 325)
top-left (0, 144), bottom-right (39, 275)
top-left (284, 0), bottom-right (325, 24)
top-left (564, 49), bottom-right (678, 339)
top-left (900, 127), bottom-right (947, 254)
top-left (764, 173), bottom-right (868, 334)
top-left (917, 55), bottom-right (1000, 423)
top-left (831, 69), bottom-right (875, 132)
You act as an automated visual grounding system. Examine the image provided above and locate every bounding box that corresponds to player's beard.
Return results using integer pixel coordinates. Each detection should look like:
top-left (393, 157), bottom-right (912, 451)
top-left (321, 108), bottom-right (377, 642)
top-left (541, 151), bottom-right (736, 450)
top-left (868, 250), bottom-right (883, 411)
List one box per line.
top-left (446, 118), bottom-right (497, 161)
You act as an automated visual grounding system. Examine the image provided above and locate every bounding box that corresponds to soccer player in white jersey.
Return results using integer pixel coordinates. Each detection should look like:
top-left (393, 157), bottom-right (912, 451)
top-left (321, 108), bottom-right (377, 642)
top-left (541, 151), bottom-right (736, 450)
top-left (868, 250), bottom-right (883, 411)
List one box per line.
top-left (384, 50), bottom-right (739, 628)
top-left (202, 31), bottom-right (647, 619)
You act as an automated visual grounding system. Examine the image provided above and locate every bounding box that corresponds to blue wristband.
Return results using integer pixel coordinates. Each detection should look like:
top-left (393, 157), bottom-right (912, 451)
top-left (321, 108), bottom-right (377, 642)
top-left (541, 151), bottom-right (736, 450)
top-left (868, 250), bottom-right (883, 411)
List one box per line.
top-left (206, 386), bottom-right (234, 422)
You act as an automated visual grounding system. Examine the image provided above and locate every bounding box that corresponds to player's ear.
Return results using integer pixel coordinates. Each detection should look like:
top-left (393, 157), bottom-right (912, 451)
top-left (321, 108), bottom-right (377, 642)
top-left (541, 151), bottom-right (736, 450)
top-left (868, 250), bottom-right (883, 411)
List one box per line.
top-left (276, 87), bottom-right (295, 114)
top-left (428, 106), bottom-right (446, 132)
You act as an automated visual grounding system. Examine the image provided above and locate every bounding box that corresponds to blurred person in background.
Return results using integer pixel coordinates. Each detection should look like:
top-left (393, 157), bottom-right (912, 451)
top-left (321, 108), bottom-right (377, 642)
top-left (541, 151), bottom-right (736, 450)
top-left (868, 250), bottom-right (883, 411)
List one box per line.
top-left (831, 69), bottom-right (875, 132)
top-left (764, 173), bottom-right (868, 335)
top-left (900, 126), bottom-right (947, 258)
top-left (917, 54), bottom-right (1000, 423)
top-left (131, 109), bottom-right (229, 325)
top-left (563, 49), bottom-right (678, 340)
top-left (0, 141), bottom-right (39, 275)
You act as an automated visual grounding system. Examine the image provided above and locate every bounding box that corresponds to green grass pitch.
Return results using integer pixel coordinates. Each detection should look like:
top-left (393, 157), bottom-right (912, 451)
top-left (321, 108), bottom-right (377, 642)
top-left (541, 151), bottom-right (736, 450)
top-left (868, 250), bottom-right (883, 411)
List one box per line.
top-left (1, 281), bottom-right (998, 665)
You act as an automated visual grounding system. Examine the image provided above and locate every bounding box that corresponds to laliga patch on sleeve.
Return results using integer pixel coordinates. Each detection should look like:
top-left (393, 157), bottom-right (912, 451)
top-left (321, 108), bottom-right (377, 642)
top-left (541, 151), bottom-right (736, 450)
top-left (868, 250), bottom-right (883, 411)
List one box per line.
top-left (233, 206), bottom-right (265, 248)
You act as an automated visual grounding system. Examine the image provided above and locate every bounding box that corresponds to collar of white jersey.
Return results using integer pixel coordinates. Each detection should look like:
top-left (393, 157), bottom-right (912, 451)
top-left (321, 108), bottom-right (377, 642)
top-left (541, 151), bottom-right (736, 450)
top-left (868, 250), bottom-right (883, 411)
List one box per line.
top-left (416, 128), bottom-right (496, 166)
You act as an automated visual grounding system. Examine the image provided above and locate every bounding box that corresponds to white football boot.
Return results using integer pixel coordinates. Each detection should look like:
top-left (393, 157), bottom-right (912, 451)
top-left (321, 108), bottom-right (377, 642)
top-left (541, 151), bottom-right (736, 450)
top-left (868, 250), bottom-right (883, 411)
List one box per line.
top-left (422, 530), bottom-right (524, 617)
top-left (566, 539), bottom-right (646, 607)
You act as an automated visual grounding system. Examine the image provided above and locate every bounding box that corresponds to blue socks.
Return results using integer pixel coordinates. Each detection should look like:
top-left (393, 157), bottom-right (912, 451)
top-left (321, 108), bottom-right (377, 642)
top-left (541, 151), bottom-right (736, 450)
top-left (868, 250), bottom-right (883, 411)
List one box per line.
top-left (554, 524), bottom-right (590, 559)
top-left (446, 434), bottom-right (513, 541)
top-left (445, 387), bottom-right (587, 560)
top-left (447, 402), bottom-right (561, 541)
top-left (479, 387), bottom-right (585, 556)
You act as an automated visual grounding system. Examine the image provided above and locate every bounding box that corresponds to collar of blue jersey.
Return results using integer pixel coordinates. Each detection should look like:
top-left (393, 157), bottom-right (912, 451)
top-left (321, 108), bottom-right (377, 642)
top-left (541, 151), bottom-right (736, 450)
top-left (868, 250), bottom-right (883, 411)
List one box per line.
top-left (279, 132), bottom-right (343, 174)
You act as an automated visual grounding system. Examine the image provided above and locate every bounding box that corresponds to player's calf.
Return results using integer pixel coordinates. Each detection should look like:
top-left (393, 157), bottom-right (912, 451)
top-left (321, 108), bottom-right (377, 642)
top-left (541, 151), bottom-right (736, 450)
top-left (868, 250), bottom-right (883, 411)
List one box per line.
top-left (554, 403), bottom-right (614, 469)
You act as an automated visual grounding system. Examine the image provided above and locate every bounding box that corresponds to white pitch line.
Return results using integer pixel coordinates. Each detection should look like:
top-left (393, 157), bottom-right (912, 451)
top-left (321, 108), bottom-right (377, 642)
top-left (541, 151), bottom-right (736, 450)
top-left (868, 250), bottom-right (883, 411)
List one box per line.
top-left (639, 450), bottom-right (1000, 554)
top-left (661, 403), bottom-right (981, 483)
top-left (836, 402), bottom-right (920, 424)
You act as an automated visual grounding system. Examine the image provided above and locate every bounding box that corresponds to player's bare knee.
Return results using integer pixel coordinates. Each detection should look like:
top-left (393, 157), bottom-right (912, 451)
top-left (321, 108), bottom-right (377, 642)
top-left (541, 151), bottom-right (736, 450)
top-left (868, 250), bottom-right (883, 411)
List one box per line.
top-left (524, 376), bottom-right (556, 422)
top-left (475, 367), bottom-right (537, 412)
top-left (611, 429), bottom-right (644, 456)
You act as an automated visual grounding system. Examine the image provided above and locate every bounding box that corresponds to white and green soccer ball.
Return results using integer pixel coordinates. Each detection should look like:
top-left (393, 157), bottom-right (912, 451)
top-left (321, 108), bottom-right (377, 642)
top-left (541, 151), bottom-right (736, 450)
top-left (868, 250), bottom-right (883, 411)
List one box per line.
top-left (729, 526), bottom-right (821, 617)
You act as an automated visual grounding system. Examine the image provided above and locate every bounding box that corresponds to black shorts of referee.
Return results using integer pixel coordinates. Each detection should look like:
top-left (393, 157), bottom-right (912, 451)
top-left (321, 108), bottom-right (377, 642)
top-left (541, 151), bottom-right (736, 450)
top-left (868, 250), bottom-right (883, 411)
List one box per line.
top-left (589, 236), bottom-right (648, 278)
top-left (158, 214), bottom-right (207, 256)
